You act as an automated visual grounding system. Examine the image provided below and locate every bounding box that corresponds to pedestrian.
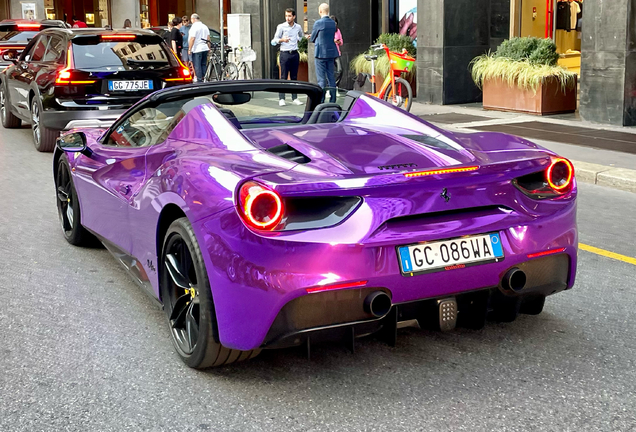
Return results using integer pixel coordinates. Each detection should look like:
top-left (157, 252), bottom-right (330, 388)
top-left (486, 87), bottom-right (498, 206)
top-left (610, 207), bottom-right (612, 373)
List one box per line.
top-left (180, 15), bottom-right (193, 72)
top-left (331, 15), bottom-right (344, 88)
top-left (310, 3), bottom-right (338, 103)
top-left (163, 21), bottom-right (173, 46)
top-left (272, 8), bottom-right (304, 106)
top-left (170, 17), bottom-right (184, 61)
top-left (188, 13), bottom-right (210, 82)
top-left (123, 19), bottom-right (132, 29)
top-left (72, 15), bottom-right (88, 28)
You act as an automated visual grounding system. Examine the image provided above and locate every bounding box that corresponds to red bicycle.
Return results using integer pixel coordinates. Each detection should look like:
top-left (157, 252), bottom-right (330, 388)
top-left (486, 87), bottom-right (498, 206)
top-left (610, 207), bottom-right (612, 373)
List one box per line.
top-left (364, 43), bottom-right (414, 111)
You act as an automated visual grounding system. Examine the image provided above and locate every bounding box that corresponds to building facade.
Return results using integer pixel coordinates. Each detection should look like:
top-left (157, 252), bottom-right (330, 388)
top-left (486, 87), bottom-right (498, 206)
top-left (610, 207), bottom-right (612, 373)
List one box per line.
top-left (2, 0), bottom-right (635, 126)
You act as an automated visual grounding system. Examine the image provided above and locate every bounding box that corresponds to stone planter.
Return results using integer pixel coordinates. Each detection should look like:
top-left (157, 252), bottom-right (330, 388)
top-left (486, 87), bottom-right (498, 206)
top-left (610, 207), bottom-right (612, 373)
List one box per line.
top-left (482, 76), bottom-right (577, 115)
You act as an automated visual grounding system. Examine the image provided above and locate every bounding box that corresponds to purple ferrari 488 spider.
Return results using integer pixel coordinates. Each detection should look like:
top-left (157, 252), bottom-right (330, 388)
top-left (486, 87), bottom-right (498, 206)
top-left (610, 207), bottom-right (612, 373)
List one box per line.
top-left (54, 80), bottom-right (577, 368)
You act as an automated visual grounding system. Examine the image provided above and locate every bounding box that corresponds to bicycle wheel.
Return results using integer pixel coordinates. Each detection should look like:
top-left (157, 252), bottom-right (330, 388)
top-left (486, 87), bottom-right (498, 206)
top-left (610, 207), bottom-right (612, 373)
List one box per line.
top-left (203, 58), bottom-right (214, 82)
top-left (243, 63), bottom-right (253, 80)
top-left (222, 62), bottom-right (239, 80)
top-left (383, 77), bottom-right (413, 112)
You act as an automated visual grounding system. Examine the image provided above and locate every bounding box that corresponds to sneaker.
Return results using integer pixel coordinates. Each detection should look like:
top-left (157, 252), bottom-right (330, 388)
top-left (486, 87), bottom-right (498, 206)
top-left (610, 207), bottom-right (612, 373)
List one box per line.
top-left (279, 99), bottom-right (286, 106)
top-left (292, 99), bottom-right (303, 106)
top-left (325, 90), bottom-right (331, 100)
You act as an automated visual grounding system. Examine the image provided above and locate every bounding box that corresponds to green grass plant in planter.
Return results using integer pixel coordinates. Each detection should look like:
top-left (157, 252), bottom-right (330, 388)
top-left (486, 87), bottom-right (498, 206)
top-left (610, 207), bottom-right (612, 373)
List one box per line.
top-left (350, 33), bottom-right (416, 81)
top-left (471, 37), bottom-right (577, 115)
top-left (471, 37), bottom-right (575, 93)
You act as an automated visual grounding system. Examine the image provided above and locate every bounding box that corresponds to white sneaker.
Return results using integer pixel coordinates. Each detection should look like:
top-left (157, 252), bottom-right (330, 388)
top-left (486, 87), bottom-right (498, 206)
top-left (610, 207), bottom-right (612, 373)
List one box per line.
top-left (279, 99), bottom-right (286, 106)
top-left (292, 99), bottom-right (303, 106)
top-left (325, 90), bottom-right (331, 100)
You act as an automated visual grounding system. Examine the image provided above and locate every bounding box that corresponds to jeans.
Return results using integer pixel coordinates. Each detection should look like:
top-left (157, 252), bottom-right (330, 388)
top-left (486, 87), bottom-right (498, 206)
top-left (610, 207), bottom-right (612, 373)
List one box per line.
top-left (279, 50), bottom-right (300, 100)
top-left (192, 50), bottom-right (208, 82)
top-left (334, 57), bottom-right (343, 88)
top-left (315, 58), bottom-right (336, 103)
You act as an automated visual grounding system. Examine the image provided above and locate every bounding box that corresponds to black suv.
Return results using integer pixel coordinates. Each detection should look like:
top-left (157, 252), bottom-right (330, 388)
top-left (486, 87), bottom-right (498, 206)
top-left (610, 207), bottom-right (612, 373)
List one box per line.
top-left (0, 19), bottom-right (67, 68)
top-left (0, 28), bottom-right (192, 151)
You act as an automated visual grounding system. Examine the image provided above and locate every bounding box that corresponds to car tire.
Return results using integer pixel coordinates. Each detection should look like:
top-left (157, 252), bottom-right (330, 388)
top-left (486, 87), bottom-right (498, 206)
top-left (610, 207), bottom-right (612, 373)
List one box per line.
top-left (0, 85), bottom-right (21, 128)
top-left (55, 155), bottom-right (99, 247)
top-left (160, 217), bottom-right (260, 368)
top-left (31, 97), bottom-right (59, 152)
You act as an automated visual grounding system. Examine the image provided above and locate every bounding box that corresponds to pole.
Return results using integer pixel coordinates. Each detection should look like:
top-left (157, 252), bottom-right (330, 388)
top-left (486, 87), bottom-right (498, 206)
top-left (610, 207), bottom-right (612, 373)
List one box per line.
top-left (220, 0), bottom-right (224, 65)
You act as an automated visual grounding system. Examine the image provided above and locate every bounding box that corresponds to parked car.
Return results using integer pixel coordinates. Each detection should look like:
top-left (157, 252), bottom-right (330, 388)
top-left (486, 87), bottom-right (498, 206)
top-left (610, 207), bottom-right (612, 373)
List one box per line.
top-left (0, 19), bottom-right (68, 68)
top-left (0, 28), bottom-right (191, 151)
top-left (53, 80), bottom-right (578, 368)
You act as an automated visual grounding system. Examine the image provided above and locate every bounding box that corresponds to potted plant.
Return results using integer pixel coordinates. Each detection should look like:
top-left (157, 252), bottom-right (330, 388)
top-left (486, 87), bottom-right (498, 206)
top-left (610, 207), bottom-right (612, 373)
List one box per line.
top-left (277, 37), bottom-right (309, 82)
top-left (470, 37), bottom-right (577, 115)
top-left (350, 33), bottom-right (417, 95)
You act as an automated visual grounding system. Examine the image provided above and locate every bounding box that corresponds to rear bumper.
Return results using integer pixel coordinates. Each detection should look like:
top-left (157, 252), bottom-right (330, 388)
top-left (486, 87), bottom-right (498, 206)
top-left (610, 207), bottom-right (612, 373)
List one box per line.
top-left (41, 108), bottom-right (128, 131)
top-left (194, 200), bottom-right (578, 351)
top-left (262, 253), bottom-right (570, 349)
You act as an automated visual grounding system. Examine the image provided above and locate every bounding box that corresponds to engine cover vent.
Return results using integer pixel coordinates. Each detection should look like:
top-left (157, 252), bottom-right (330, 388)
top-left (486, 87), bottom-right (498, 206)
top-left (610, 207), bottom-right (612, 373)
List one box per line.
top-left (267, 144), bottom-right (311, 164)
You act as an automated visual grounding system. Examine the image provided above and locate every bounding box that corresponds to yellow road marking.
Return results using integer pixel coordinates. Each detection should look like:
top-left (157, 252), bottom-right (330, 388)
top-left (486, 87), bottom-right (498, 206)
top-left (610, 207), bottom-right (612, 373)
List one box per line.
top-left (579, 243), bottom-right (636, 266)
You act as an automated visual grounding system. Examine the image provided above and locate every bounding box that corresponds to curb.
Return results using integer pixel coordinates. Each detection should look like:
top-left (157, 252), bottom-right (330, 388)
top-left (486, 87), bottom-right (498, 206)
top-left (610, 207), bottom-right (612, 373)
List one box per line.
top-left (571, 160), bottom-right (636, 193)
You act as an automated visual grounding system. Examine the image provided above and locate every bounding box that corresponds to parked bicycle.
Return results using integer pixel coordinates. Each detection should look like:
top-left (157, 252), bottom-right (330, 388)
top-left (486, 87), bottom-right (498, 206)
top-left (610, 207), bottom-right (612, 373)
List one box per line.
top-left (364, 43), bottom-right (414, 112)
top-left (203, 41), bottom-right (232, 82)
top-left (223, 46), bottom-right (256, 81)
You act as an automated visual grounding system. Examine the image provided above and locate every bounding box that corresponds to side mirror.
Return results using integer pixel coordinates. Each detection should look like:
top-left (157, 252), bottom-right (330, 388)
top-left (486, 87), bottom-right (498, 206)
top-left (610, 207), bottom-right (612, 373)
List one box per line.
top-left (56, 132), bottom-right (90, 155)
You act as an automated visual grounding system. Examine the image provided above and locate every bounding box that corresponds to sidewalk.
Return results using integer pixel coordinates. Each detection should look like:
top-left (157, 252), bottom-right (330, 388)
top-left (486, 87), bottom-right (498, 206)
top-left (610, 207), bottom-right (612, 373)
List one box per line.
top-left (410, 101), bottom-right (636, 193)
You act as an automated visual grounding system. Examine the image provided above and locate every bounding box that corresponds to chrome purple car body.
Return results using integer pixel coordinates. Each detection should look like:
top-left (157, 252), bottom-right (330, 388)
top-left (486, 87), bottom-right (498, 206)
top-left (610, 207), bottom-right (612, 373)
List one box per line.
top-left (54, 81), bottom-right (577, 355)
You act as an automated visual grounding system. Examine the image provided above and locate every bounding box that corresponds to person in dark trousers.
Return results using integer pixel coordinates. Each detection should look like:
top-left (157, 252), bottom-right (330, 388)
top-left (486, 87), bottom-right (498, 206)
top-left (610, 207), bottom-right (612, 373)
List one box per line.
top-left (331, 15), bottom-right (344, 88)
top-left (310, 3), bottom-right (338, 103)
top-left (170, 17), bottom-right (184, 62)
top-left (272, 8), bottom-right (304, 106)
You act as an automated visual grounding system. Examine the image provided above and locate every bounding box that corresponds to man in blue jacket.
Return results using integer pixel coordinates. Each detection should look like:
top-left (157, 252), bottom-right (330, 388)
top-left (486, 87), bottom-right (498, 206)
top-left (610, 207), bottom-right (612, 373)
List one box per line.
top-left (310, 3), bottom-right (338, 103)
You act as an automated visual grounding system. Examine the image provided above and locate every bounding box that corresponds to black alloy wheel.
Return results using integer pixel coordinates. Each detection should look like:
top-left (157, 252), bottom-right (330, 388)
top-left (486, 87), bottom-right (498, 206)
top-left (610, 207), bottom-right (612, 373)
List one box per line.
top-left (160, 218), bottom-right (259, 368)
top-left (55, 156), bottom-right (96, 246)
top-left (31, 97), bottom-right (58, 152)
top-left (0, 85), bottom-right (21, 128)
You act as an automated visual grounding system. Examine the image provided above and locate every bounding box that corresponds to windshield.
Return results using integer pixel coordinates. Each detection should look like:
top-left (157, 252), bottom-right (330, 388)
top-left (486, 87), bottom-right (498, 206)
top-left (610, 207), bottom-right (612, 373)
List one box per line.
top-left (202, 88), bottom-right (350, 129)
top-left (72, 41), bottom-right (175, 70)
top-left (0, 30), bottom-right (39, 42)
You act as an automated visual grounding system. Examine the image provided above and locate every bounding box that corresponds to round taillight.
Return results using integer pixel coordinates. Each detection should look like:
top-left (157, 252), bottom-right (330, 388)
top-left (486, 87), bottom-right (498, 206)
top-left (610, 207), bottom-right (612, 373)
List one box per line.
top-left (239, 182), bottom-right (284, 230)
top-left (546, 158), bottom-right (573, 191)
top-left (182, 67), bottom-right (191, 77)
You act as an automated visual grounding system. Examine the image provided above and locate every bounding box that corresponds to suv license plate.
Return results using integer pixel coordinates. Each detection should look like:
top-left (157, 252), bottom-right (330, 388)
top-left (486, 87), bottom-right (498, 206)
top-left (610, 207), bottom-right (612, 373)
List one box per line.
top-left (108, 80), bottom-right (153, 91)
top-left (397, 233), bottom-right (504, 275)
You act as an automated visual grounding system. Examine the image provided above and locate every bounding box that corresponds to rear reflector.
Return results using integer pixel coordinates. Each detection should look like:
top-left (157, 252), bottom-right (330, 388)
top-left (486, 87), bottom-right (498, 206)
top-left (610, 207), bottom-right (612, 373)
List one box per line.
top-left (404, 166), bottom-right (479, 178)
top-left (527, 247), bottom-right (566, 259)
top-left (306, 280), bottom-right (368, 293)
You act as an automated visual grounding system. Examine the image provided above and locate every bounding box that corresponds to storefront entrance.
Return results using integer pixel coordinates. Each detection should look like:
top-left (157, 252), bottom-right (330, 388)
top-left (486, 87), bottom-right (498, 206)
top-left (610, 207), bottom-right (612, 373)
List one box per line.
top-left (48, 0), bottom-right (112, 27)
top-left (515, 0), bottom-right (583, 75)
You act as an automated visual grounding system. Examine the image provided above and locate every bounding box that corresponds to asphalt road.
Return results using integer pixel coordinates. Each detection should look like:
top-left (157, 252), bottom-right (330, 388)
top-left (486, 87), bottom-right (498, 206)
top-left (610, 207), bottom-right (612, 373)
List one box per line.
top-left (1, 124), bottom-right (635, 432)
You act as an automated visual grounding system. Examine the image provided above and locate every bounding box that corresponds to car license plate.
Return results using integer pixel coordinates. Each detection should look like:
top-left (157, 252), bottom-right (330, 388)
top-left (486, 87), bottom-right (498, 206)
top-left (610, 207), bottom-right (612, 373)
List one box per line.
top-left (108, 80), bottom-right (153, 91)
top-left (397, 233), bottom-right (504, 275)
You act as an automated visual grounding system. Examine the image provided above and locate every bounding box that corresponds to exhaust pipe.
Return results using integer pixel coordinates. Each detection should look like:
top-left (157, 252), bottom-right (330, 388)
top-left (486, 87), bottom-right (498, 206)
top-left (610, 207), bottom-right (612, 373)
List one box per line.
top-left (502, 268), bottom-right (527, 292)
top-left (364, 291), bottom-right (392, 318)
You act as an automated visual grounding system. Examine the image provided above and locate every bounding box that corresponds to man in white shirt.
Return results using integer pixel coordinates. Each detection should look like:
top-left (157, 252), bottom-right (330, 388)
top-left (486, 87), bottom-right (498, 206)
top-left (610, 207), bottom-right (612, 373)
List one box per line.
top-left (188, 13), bottom-right (210, 82)
top-left (271, 8), bottom-right (304, 106)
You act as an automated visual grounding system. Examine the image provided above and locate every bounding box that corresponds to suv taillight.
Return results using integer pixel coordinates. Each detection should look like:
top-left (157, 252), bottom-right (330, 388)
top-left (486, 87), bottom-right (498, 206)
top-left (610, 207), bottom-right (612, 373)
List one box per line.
top-left (55, 46), bottom-right (96, 86)
top-left (55, 68), bottom-right (96, 85)
top-left (513, 157), bottom-right (574, 199)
